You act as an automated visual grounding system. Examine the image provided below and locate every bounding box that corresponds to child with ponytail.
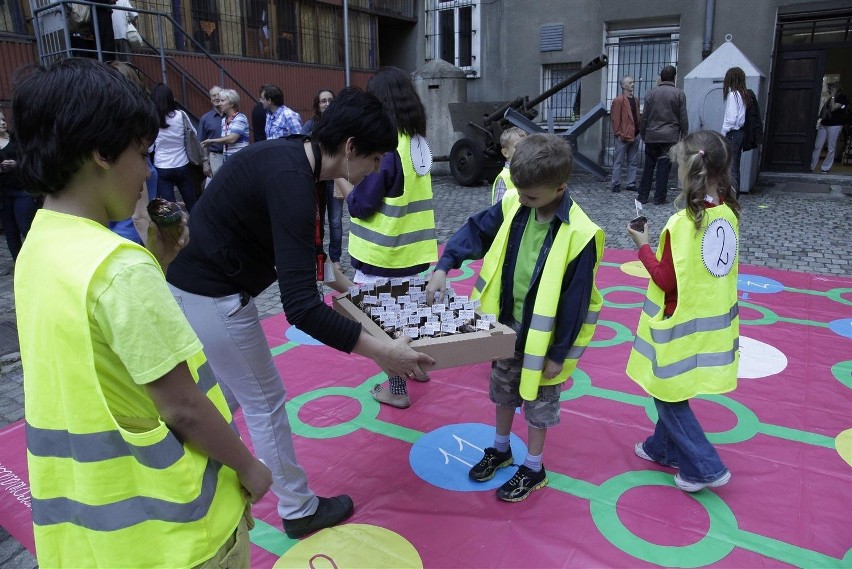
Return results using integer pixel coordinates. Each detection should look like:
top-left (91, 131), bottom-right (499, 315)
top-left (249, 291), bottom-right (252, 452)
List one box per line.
top-left (625, 130), bottom-right (741, 492)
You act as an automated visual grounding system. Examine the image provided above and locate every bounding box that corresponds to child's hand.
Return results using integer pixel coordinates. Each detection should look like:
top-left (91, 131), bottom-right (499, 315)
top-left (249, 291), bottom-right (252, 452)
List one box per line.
top-left (626, 221), bottom-right (650, 248)
top-left (425, 269), bottom-right (447, 306)
top-left (146, 211), bottom-right (189, 269)
top-left (238, 458), bottom-right (272, 504)
top-left (543, 358), bottom-right (563, 380)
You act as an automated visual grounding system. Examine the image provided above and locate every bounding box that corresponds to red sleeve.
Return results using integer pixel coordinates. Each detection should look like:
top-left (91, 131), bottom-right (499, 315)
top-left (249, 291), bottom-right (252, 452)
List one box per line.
top-left (638, 237), bottom-right (676, 293)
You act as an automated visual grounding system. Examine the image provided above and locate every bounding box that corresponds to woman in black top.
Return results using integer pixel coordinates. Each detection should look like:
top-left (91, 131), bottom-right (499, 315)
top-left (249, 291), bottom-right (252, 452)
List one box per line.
top-left (0, 110), bottom-right (39, 261)
top-left (166, 88), bottom-right (434, 539)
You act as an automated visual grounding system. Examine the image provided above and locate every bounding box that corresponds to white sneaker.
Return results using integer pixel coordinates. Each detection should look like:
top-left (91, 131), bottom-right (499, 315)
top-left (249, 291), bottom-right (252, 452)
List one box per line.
top-left (634, 443), bottom-right (655, 462)
top-left (674, 470), bottom-right (731, 492)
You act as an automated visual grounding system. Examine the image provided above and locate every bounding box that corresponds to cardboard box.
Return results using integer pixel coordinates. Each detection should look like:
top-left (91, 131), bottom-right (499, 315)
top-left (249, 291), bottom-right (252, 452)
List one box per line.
top-left (333, 294), bottom-right (517, 371)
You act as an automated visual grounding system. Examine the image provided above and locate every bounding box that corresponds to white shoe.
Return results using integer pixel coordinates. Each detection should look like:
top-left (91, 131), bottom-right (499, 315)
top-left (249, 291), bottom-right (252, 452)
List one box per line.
top-left (674, 470), bottom-right (731, 492)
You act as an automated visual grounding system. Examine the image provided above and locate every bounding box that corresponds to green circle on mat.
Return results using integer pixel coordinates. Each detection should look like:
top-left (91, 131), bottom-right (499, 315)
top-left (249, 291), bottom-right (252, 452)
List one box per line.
top-left (832, 361), bottom-right (852, 388)
top-left (600, 285), bottom-right (648, 309)
top-left (642, 394), bottom-right (759, 444)
top-left (562, 368), bottom-right (592, 401)
top-left (287, 386), bottom-right (373, 439)
top-left (737, 301), bottom-right (778, 326)
top-left (589, 320), bottom-right (635, 347)
top-left (590, 470), bottom-right (737, 567)
top-left (825, 287), bottom-right (852, 306)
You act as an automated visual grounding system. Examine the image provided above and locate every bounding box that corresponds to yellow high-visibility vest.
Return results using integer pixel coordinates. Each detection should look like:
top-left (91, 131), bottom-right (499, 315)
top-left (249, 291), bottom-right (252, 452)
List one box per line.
top-left (491, 164), bottom-right (516, 205)
top-left (626, 204), bottom-right (740, 402)
top-left (348, 133), bottom-right (438, 268)
top-left (17, 214), bottom-right (245, 568)
top-left (473, 192), bottom-right (604, 400)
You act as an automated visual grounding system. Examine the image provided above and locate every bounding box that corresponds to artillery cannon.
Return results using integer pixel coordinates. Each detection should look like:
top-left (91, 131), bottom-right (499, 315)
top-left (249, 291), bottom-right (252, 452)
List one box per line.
top-left (447, 54), bottom-right (608, 186)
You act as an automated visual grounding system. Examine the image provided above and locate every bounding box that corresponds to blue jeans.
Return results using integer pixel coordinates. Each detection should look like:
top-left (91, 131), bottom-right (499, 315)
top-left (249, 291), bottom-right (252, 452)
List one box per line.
top-left (638, 142), bottom-right (674, 204)
top-left (324, 182), bottom-right (343, 263)
top-left (643, 398), bottom-right (728, 483)
top-left (725, 128), bottom-right (745, 194)
top-left (156, 163), bottom-right (199, 212)
top-left (1, 189), bottom-right (38, 259)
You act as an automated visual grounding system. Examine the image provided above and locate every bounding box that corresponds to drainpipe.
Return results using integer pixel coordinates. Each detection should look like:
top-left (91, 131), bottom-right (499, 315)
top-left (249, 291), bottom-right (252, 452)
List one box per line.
top-left (343, 0), bottom-right (351, 87)
top-left (702, 0), bottom-right (715, 59)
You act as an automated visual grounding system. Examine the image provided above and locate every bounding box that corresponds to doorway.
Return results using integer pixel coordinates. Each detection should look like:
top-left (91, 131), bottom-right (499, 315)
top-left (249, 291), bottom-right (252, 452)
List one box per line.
top-left (765, 12), bottom-right (852, 173)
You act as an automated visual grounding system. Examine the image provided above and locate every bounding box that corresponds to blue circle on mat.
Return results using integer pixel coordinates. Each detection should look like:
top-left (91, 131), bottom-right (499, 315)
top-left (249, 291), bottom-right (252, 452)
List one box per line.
top-left (285, 326), bottom-right (323, 346)
top-left (409, 423), bottom-right (527, 492)
top-left (737, 274), bottom-right (784, 294)
top-left (828, 318), bottom-right (852, 340)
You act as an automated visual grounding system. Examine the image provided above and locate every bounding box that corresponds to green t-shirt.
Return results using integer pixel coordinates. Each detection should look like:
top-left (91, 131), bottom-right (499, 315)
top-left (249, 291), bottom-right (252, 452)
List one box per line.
top-left (512, 209), bottom-right (551, 322)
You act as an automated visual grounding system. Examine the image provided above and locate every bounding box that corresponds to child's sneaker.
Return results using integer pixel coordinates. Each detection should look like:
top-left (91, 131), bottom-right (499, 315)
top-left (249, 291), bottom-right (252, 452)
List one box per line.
top-left (495, 465), bottom-right (548, 502)
top-left (370, 384), bottom-right (410, 409)
top-left (674, 470), bottom-right (731, 492)
top-left (634, 442), bottom-right (678, 468)
top-left (468, 447), bottom-right (513, 482)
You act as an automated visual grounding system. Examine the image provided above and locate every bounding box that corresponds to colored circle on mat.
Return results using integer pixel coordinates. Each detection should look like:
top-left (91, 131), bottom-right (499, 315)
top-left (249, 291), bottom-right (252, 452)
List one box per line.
top-left (828, 318), bottom-right (852, 340)
top-left (273, 524), bottom-right (422, 568)
top-left (620, 260), bottom-right (649, 278)
top-left (285, 326), bottom-right (324, 346)
top-left (832, 361), bottom-right (852, 388)
top-left (836, 429), bottom-right (852, 467)
top-left (737, 274), bottom-right (784, 294)
top-left (409, 423), bottom-right (527, 492)
top-left (590, 471), bottom-right (736, 566)
top-left (738, 336), bottom-right (788, 379)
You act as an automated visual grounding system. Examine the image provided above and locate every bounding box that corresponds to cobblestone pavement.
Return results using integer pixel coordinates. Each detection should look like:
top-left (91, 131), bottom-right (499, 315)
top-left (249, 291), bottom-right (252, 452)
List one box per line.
top-left (0, 172), bottom-right (849, 566)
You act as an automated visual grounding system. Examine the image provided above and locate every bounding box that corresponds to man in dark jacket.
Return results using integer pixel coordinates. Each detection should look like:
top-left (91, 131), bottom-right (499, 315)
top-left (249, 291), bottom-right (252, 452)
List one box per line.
top-left (638, 65), bottom-right (688, 205)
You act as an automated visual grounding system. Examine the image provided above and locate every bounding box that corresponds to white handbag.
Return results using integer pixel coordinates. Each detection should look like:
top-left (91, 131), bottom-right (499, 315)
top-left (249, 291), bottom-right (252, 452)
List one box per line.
top-left (126, 22), bottom-right (143, 49)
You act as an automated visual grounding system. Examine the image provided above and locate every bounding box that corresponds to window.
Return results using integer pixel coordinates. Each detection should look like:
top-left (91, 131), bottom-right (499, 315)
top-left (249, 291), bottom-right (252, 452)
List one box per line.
top-left (426, 0), bottom-right (480, 77)
top-left (602, 26), bottom-right (680, 167)
top-left (541, 63), bottom-right (581, 124)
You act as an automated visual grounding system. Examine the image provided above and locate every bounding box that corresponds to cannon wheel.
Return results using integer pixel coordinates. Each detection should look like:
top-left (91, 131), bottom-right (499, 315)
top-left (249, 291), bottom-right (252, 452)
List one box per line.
top-left (450, 138), bottom-right (487, 186)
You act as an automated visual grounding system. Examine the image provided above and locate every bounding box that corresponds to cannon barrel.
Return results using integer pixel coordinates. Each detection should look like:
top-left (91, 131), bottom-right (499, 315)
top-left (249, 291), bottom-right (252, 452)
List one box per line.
top-left (483, 54), bottom-right (608, 124)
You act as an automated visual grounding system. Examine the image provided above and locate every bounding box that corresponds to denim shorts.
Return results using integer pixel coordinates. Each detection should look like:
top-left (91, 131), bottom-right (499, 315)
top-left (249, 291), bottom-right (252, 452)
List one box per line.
top-left (489, 351), bottom-right (562, 429)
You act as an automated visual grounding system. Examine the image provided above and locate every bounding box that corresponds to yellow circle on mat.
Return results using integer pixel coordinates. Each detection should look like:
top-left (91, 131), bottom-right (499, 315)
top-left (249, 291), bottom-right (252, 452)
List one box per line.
top-left (273, 524), bottom-right (422, 568)
top-left (620, 260), bottom-right (649, 279)
top-left (836, 429), bottom-right (852, 467)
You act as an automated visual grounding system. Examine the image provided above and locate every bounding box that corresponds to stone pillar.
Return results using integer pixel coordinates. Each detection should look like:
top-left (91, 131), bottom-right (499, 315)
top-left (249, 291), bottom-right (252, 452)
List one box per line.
top-left (413, 59), bottom-right (467, 176)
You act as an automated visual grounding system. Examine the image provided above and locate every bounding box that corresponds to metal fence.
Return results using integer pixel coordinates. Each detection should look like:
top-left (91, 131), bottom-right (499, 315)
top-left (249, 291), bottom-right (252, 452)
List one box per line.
top-left (8, 0), bottom-right (400, 69)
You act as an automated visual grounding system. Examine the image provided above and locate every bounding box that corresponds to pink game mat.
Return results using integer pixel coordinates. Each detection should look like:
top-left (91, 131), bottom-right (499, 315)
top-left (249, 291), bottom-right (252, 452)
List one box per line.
top-left (2, 249), bottom-right (851, 567)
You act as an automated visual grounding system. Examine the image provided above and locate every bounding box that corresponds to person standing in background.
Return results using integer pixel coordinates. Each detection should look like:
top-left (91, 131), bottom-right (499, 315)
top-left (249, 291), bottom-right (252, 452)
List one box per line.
top-left (111, 0), bottom-right (137, 61)
top-left (251, 85), bottom-right (269, 143)
top-left (198, 85), bottom-right (225, 179)
top-left (720, 67), bottom-right (748, 197)
top-left (152, 83), bottom-right (200, 211)
top-left (0, 110), bottom-right (39, 263)
top-left (302, 89), bottom-right (341, 270)
top-left (811, 81), bottom-right (848, 174)
top-left (201, 89), bottom-right (249, 161)
top-left (638, 65), bottom-right (688, 206)
top-left (262, 84), bottom-right (303, 140)
top-left (610, 75), bottom-right (641, 194)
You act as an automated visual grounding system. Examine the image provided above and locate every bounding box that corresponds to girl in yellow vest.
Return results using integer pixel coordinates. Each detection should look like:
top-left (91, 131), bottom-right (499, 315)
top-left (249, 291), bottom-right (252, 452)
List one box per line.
top-left (13, 58), bottom-right (272, 567)
top-left (341, 67), bottom-right (439, 409)
top-left (626, 130), bottom-right (741, 493)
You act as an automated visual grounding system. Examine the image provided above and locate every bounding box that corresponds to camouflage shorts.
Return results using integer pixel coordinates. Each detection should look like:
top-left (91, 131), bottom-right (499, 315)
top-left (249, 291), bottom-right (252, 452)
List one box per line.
top-left (489, 352), bottom-right (562, 429)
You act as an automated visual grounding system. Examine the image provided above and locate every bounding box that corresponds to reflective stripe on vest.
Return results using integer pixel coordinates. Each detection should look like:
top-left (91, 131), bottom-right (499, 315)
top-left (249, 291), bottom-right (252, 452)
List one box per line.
top-left (348, 133), bottom-right (438, 269)
top-left (16, 213), bottom-right (244, 567)
top-left (473, 193), bottom-right (604, 400)
top-left (626, 205), bottom-right (740, 402)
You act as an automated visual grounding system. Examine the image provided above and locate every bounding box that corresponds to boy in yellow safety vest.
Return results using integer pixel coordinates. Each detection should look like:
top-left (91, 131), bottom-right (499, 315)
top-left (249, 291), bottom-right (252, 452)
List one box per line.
top-left (426, 133), bottom-right (605, 502)
top-left (13, 58), bottom-right (271, 567)
top-left (490, 126), bottom-right (527, 205)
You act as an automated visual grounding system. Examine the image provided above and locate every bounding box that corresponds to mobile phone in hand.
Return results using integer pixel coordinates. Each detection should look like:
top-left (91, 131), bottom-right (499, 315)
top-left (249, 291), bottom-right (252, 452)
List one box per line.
top-left (629, 216), bottom-right (647, 231)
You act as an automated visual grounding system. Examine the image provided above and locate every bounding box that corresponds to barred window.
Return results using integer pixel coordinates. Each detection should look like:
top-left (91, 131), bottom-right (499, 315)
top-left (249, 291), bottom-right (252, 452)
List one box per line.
top-left (426, 0), bottom-right (480, 77)
top-left (541, 63), bottom-right (581, 124)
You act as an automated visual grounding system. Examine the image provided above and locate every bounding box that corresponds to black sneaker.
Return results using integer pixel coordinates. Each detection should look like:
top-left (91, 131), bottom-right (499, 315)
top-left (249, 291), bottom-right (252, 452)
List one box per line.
top-left (611, 185), bottom-right (622, 193)
top-left (496, 465), bottom-right (548, 502)
top-left (468, 447), bottom-right (513, 482)
top-left (626, 184), bottom-right (638, 192)
top-left (282, 495), bottom-right (354, 539)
